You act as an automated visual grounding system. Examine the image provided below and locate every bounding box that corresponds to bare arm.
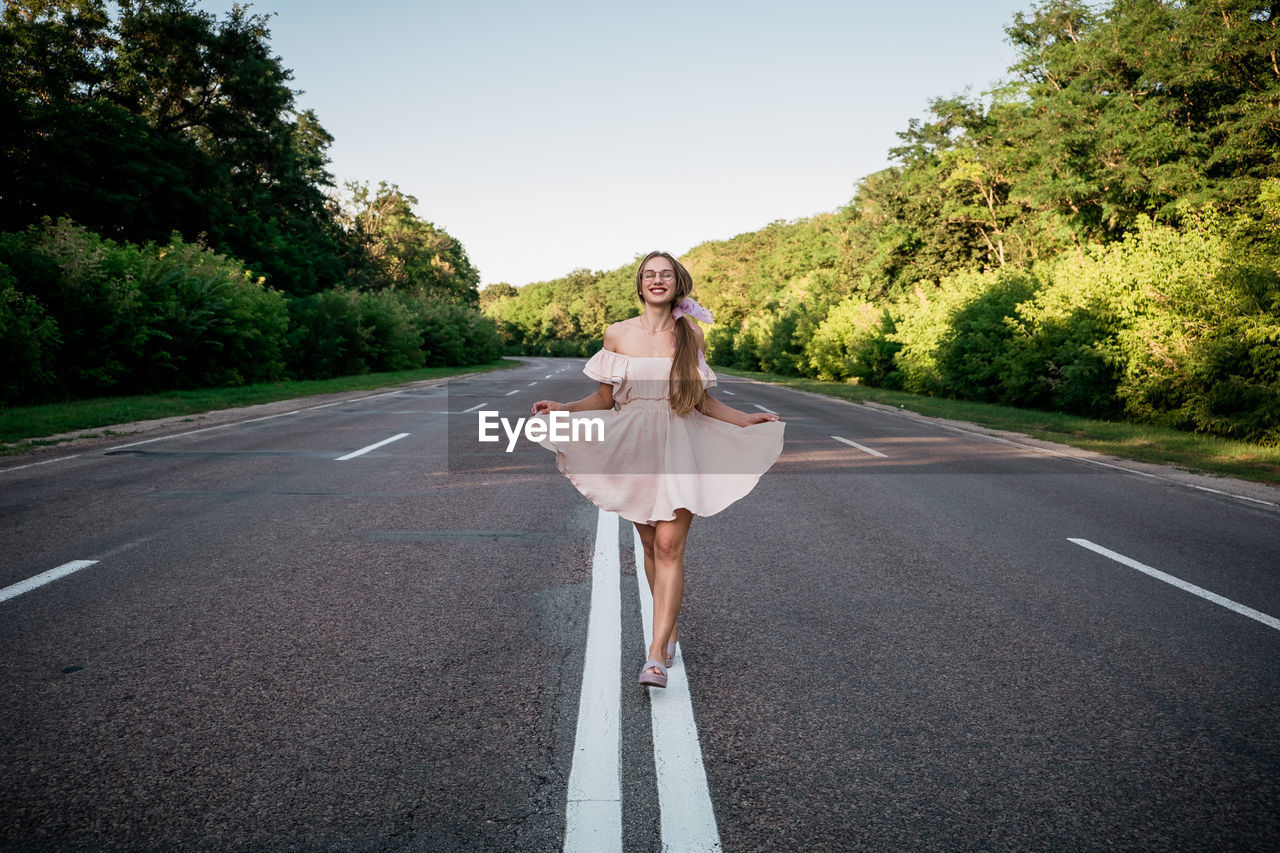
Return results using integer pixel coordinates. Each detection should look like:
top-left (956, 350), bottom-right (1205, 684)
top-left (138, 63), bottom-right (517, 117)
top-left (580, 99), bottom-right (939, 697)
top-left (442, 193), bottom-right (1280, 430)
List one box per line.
top-left (531, 326), bottom-right (622, 415)
top-left (689, 324), bottom-right (779, 427)
top-left (532, 383), bottom-right (614, 415)
top-left (696, 392), bottom-right (778, 427)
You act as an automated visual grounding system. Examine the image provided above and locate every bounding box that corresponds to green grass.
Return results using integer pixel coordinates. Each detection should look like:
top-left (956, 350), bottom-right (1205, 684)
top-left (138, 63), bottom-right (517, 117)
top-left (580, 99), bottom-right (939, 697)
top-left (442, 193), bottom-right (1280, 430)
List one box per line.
top-left (717, 367), bottom-right (1280, 488)
top-left (0, 360), bottom-right (520, 453)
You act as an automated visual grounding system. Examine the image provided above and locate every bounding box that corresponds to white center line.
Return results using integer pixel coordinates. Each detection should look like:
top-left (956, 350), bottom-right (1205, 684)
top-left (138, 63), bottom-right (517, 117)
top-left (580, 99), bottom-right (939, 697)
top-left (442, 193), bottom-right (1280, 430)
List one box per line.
top-left (505, 389), bottom-right (520, 396)
top-left (528, 381), bottom-right (539, 387)
top-left (752, 403), bottom-right (777, 415)
top-left (335, 432), bottom-right (410, 461)
top-left (0, 560), bottom-right (100, 605)
top-left (633, 529), bottom-right (723, 852)
top-left (564, 509), bottom-right (622, 853)
top-left (461, 402), bottom-right (489, 413)
top-left (832, 435), bottom-right (887, 458)
top-left (1068, 538), bottom-right (1280, 632)
top-left (719, 390), bottom-right (735, 396)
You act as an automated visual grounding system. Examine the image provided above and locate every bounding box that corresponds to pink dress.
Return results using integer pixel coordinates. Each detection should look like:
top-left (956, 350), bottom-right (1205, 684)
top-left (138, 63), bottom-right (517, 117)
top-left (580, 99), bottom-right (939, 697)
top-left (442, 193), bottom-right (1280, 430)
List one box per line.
top-left (531, 348), bottom-right (785, 525)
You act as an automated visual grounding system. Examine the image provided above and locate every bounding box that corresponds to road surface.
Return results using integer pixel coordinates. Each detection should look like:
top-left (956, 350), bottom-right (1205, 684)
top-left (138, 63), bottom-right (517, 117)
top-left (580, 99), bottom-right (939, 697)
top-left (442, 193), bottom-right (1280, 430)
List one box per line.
top-left (2, 357), bottom-right (1277, 851)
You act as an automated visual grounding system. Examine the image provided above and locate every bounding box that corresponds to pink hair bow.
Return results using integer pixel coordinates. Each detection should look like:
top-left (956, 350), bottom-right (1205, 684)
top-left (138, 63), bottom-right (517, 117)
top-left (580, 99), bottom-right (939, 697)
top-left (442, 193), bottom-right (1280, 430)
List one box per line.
top-left (671, 297), bottom-right (714, 325)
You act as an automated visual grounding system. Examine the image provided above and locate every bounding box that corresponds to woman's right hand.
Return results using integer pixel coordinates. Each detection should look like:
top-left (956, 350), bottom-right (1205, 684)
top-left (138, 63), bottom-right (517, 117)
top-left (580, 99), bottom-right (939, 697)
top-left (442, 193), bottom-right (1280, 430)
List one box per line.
top-left (531, 400), bottom-right (565, 416)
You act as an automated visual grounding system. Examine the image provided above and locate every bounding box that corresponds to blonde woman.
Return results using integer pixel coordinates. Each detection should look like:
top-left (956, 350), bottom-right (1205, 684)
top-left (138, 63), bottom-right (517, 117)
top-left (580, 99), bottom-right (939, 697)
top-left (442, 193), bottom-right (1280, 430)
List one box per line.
top-left (530, 251), bottom-right (784, 687)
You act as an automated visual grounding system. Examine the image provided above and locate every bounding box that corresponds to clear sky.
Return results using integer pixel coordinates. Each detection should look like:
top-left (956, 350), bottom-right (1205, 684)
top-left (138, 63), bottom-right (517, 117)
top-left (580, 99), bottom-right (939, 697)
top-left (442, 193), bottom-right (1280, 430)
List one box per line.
top-left (197, 0), bottom-right (1032, 288)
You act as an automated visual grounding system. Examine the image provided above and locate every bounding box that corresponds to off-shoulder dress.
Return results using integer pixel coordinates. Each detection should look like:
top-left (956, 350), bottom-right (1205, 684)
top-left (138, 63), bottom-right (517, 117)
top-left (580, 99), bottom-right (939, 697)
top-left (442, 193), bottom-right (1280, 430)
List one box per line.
top-left (530, 348), bottom-right (785, 525)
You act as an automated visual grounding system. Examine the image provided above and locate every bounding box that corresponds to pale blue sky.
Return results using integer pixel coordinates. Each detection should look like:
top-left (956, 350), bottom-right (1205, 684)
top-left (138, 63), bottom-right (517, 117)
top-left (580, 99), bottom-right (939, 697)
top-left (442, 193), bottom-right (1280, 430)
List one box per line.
top-left (199, 0), bottom-right (1032, 287)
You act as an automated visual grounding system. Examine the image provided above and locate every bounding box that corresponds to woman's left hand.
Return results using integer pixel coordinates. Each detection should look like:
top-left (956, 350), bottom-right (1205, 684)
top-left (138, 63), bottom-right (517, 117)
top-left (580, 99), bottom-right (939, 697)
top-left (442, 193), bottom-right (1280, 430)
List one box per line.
top-left (741, 412), bottom-right (781, 426)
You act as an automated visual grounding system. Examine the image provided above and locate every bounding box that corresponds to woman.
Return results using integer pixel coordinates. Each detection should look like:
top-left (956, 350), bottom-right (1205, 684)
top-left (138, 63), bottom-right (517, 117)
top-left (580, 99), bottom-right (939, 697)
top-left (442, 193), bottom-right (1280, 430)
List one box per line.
top-left (530, 251), bottom-right (784, 688)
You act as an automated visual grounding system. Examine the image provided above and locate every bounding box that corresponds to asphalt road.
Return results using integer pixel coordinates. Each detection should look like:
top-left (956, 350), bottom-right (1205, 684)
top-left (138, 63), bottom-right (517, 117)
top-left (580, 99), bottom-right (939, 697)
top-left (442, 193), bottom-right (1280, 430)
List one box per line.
top-left (2, 357), bottom-right (1277, 852)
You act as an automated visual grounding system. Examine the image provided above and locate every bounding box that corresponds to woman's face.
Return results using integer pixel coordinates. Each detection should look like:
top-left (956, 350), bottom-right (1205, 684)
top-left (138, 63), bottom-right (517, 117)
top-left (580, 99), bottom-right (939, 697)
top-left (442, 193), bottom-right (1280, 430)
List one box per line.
top-left (640, 256), bottom-right (677, 307)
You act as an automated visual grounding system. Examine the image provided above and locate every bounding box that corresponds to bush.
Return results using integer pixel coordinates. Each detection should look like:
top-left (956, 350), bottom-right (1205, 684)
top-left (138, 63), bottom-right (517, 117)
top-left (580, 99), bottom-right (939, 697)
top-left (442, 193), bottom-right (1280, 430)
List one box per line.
top-left (1000, 302), bottom-right (1122, 418)
top-left (287, 289), bottom-right (381, 379)
top-left (705, 324), bottom-right (737, 367)
top-left (135, 237), bottom-right (289, 388)
top-left (0, 220), bottom-right (150, 397)
top-left (933, 270), bottom-right (1038, 402)
top-left (0, 262), bottom-right (60, 402)
top-left (808, 296), bottom-right (902, 387)
top-left (0, 220), bottom-right (293, 401)
top-left (287, 288), bottom-right (504, 379)
top-left (405, 295), bottom-right (504, 366)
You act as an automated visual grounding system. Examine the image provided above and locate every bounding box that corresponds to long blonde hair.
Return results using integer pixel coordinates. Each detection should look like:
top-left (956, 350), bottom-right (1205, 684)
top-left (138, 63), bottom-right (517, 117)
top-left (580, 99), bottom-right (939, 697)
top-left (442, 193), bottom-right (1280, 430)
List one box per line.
top-left (635, 251), bottom-right (704, 416)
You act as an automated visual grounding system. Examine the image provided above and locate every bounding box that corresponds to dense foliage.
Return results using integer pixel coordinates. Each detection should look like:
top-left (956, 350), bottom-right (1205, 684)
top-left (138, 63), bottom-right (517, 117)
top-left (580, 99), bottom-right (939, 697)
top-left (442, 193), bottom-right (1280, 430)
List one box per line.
top-left (0, 0), bottom-right (498, 405)
top-left (0, 220), bottom-right (503, 403)
top-left (484, 0), bottom-right (1280, 444)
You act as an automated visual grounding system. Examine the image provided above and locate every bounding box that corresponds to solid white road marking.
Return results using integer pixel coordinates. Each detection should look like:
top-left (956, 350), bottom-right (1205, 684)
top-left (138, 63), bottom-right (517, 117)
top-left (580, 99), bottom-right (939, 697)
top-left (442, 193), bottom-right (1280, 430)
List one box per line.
top-left (0, 560), bottom-right (99, 604)
top-left (1069, 538), bottom-right (1280, 632)
top-left (309, 389), bottom-right (408, 410)
top-left (564, 509), bottom-right (622, 853)
top-left (633, 529), bottom-right (724, 852)
top-left (753, 404), bottom-right (777, 415)
top-left (0, 454), bottom-right (83, 474)
top-left (832, 435), bottom-right (887, 458)
top-left (1187, 483), bottom-right (1277, 507)
top-left (462, 402), bottom-right (488, 413)
top-left (845, 398), bottom-right (1277, 509)
top-left (335, 433), bottom-right (410, 461)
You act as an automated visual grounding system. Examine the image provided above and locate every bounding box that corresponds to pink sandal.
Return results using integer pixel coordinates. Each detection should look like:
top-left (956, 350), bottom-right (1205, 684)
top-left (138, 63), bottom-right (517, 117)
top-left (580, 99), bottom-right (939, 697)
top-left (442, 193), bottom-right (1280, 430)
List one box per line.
top-left (638, 658), bottom-right (668, 688)
top-left (665, 641), bottom-right (677, 669)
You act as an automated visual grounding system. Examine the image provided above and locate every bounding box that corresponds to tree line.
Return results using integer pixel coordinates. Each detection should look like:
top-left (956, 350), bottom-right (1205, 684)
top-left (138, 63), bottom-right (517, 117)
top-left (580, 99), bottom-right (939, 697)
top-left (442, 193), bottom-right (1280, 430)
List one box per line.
top-left (1, 0), bottom-right (501, 406)
top-left (482, 0), bottom-right (1280, 444)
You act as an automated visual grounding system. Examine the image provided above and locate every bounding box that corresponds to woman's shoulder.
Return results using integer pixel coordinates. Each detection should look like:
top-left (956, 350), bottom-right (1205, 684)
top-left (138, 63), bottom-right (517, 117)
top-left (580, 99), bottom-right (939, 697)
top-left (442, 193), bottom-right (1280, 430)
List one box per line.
top-left (603, 318), bottom-right (659, 356)
top-left (602, 320), bottom-right (632, 353)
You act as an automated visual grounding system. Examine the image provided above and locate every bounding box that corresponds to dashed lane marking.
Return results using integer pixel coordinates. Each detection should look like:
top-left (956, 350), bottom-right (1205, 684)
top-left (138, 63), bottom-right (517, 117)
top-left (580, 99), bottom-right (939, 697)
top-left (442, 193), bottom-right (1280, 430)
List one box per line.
top-left (1, 389), bottom-right (416, 476)
top-left (1069, 538), bottom-right (1280, 632)
top-left (0, 560), bottom-right (99, 605)
top-left (831, 435), bottom-right (887, 458)
top-left (335, 433), bottom-right (410, 461)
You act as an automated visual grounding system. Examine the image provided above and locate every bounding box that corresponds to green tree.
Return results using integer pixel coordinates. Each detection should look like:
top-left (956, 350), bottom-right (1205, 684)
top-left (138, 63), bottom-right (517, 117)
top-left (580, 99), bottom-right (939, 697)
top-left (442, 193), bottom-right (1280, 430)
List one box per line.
top-left (338, 181), bottom-right (480, 304)
top-left (1005, 0), bottom-right (1280, 240)
top-left (0, 0), bottom-right (348, 294)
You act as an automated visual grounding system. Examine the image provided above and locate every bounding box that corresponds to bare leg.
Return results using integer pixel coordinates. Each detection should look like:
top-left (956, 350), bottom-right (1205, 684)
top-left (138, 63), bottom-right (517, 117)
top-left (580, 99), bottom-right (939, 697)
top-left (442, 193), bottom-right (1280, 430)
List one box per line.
top-left (633, 522), bottom-right (680, 650)
top-left (643, 509), bottom-right (693, 676)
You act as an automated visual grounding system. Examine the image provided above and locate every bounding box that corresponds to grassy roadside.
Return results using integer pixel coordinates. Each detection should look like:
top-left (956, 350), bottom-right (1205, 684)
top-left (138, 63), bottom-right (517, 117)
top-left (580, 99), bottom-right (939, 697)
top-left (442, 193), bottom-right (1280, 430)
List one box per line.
top-left (718, 367), bottom-right (1280, 488)
top-left (0, 359), bottom-right (520, 454)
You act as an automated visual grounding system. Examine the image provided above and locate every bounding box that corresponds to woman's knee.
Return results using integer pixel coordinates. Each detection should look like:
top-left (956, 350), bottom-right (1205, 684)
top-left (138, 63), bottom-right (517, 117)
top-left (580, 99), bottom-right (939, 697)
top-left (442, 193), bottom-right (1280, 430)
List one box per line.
top-left (653, 533), bottom-right (686, 563)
